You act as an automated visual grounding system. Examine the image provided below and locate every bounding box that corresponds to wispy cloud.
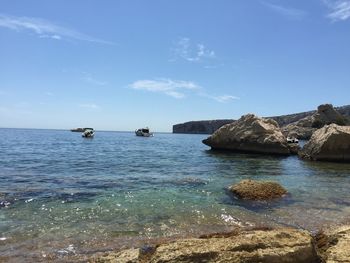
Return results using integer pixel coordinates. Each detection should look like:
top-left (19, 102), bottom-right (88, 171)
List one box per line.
top-left (203, 64), bottom-right (225, 69)
top-left (0, 14), bottom-right (113, 44)
top-left (171, 37), bottom-right (216, 63)
top-left (200, 93), bottom-right (240, 103)
top-left (324, 0), bottom-right (350, 21)
top-left (129, 78), bottom-right (239, 103)
top-left (79, 103), bottom-right (99, 109)
top-left (129, 78), bottom-right (200, 99)
top-left (262, 2), bottom-right (307, 20)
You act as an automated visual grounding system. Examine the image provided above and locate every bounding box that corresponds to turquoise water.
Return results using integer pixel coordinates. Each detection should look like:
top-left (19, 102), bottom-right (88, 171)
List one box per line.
top-left (1, 128), bottom-right (350, 261)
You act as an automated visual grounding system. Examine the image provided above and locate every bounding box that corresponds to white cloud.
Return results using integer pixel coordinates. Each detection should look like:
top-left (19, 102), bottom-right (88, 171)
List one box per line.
top-left (51, 35), bottom-right (61, 40)
top-left (324, 0), bottom-right (350, 21)
top-left (200, 93), bottom-right (240, 103)
top-left (129, 78), bottom-right (201, 98)
top-left (171, 37), bottom-right (216, 62)
top-left (129, 78), bottom-right (239, 103)
top-left (262, 2), bottom-right (307, 20)
top-left (213, 95), bottom-right (240, 103)
top-left (0, 13), bottom-right (113, 44)
top-left (79, 103), bottom-right (99, 109)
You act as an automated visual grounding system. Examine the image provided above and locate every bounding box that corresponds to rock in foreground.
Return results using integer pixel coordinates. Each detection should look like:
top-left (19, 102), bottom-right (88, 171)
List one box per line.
top-left (93, 228), bottom-right (319, 263)
top-left (299, 124), bottom-right (350, 162)
top-left (317, 225), bottom-right (350, 263)
top-left (202, 114), bottom-right (291, 155)
top-left (229, 179), bottom-right (287, 200)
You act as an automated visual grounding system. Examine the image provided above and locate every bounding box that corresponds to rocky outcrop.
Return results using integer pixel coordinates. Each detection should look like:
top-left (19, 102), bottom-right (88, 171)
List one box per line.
top-left (316, 225), bottom-right (350, 263)
top-left (282, 125), bottom-right (316, 140)
top-left (93, 228), bottom-right (319, 263)
top-left (282, 104), bottom-right (349, 139)
top-left (173, 119), bottom-right (234, 134)
top-left (172, 104), bottom-right (350, 135)
top-left (229, 179), bottom-right (287, 200)
top-left (202, 114), bottom-right (291, 155)
top-left (299, 124), bottom-right (350, 162)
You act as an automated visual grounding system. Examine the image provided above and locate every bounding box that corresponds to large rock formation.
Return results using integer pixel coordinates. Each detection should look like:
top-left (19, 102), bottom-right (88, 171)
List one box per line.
top-left (299, 124), bottom-right (350, 162)
top-left (229, 179), bottom-right (287, 200)
top-left (282, 104), bottom-right (349, 139)
top-left (202, 114), bottom-right (291, 155)
top-left (93, 228), bottom-right (319, 263)
top-left (172, 104), bottom-right (350, 135)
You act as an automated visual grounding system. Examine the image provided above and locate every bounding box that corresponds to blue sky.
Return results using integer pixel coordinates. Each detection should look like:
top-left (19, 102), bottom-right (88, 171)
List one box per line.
top-left (0, 0), bottom-right (350, 132)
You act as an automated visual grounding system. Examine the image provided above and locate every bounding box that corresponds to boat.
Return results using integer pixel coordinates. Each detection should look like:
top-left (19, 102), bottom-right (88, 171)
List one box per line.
top-left (287, 137), bottom-right (299, 144)
top-left (135, 127), bottom-right (153, 137)
top-left (82, 129), bottom-right (95, 138)
top-left (71, 127), bottom-right (93, 132)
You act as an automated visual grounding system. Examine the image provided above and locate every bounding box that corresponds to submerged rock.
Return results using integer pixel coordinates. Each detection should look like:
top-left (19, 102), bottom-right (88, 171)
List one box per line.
top-left (93, 228), bottom-right (319, 263)
top-left (229, 179), bottom-right (287, 200)
top-left (202, 114), bottom-right (291, 155)
top-left (299, 124), bottom-right (350, 162)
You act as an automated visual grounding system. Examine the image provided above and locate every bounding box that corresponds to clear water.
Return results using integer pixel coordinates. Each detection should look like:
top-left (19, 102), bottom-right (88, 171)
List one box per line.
top-left (0, 128), bottom-right (350, 261)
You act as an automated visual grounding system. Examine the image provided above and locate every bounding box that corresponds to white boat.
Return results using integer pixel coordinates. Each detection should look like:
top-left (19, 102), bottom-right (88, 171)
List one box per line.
top-left (135, 127), bottom-right (153, 137)
top-left (82, 129), bottom-right (94, 138)
top-left (287, 137), bottom-right (299, 143)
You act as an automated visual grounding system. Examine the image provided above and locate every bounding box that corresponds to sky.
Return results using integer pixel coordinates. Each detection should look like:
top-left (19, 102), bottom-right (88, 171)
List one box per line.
top-left (0, 0), bottom-right (350, 132)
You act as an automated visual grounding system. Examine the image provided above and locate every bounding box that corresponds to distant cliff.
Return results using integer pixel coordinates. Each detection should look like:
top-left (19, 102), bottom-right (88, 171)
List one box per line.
top-left (173, 119), bottom-right (234, 134)
top-left (173, 105), bottom-right (350, 134)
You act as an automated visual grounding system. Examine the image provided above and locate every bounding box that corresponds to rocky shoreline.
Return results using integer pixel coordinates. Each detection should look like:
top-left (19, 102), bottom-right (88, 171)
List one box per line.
top-left (202, 105), bottom-right (350, 162)
top-left (91, 225), bottom-right (350, 262)
top-left (91, 104), bottom-right (350, 262)
top-left (85, 105), bottom-right (345, 262)
top-left (173, 104), bottom-right (350, 137)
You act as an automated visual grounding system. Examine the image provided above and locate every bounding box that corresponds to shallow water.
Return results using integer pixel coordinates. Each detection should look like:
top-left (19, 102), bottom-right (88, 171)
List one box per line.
top-left (0, 128), bottom-right (350, 261)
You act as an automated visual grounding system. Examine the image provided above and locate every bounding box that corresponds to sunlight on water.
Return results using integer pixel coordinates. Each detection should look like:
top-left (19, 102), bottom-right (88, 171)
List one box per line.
top-left (0, 128), bottom-right (350, 261)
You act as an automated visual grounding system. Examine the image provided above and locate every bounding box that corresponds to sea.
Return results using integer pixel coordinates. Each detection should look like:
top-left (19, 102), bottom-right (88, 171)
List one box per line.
top-left (0, 128), bottom-right (350, 261)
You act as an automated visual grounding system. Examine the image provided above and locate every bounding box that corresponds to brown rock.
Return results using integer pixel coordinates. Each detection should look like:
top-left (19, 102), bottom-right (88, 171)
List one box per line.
top-left (317, 225), bottom-right (350, 263)
top-left (93, 228), bottom-right (319, 263)
top-left (299, 124), bottom-right (350, 162)
top-left (229, 179), bottom-right (287, 200)
top-left (282, 104), bottom-right (348, 140)
top-left (282, 124), bottom-right (316, 140)
top-left (288, 143), bottom-right (301, 155)
top-left (202, 114), bottom-right (291, 155)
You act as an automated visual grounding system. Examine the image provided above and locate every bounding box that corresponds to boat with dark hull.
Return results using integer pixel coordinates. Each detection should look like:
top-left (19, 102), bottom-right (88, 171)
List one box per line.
top-left (82, 129), bottom-right (95, 138)
top-left (71, 128), bottom-right (93, 132)
top-left (135, 127), bottom-right (153, 137)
